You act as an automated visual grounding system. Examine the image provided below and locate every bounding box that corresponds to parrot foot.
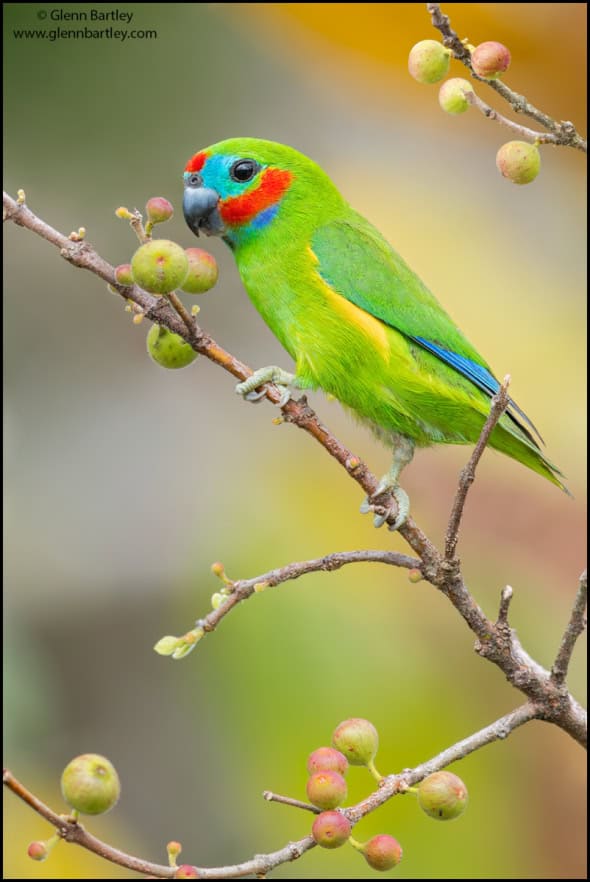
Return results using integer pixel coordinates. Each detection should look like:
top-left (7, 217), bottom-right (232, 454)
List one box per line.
top-left (360, 436), bottom-right (414, 531)
top-left (360, 480), bottom-right (410, 532)
top-left (235, 366), bottom-right (296, 406)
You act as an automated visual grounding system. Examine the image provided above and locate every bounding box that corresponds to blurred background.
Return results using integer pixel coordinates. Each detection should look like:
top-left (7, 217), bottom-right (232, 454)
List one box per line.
top-left (3, 3), bottom-right (586, 878)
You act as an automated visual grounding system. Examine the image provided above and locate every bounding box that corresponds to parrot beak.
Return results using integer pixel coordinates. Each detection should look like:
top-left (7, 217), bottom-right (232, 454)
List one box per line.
top-left (183, 176), bottom-right (225, 237)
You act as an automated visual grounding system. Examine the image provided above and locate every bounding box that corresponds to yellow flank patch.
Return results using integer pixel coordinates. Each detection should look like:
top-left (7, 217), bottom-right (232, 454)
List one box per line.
top-left (308, 246), bottom-right (390, 360)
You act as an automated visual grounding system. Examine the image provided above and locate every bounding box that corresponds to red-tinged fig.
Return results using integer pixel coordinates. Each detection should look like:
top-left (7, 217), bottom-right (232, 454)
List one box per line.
top-left (332, 718), bottom-right (379, 766)
top-left (147, 324), bottom-right (198, 370)
top-left (145, 197), bottom-right (174, 224)
top-left (496, 141), bottom-right (541, 185)
top-left (60, 753), bottom-right (120, 815)
top-left (306, 770), bottom-right (348, 810)
top-left (307, 746), bottom-right (349, 776)
top-left (311, 810), bottom-right (351, 849)
top-left (27, 841), bottom-right (49, 862)
top-left (408, 40), bottom-right (451, 84)
top-left (362, 834), bottom-right (403, 871)
top-left (471, 41), bottom-right (511, 79)
top-left (131, 239), bottom-right (189, 295)
top-left (181, 247), bottom-right (219, 294)
top-left (114, 263), bottom-right (134, 286)
top-left (438, 78), bottom-right (474, 114)
top-left (417, 770), bottom-right (468, 820)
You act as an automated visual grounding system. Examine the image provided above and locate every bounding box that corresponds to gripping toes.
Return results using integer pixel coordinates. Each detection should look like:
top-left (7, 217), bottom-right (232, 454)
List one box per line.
top-left (235, 366), bottom-right (296, 404)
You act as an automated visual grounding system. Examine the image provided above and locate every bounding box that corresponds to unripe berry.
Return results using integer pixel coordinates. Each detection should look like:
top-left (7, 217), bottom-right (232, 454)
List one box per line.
top-left (114, 263), bottom-right (134, 286)
top-left (362, 834), bottom-right (403, 871)
top-left (408, 568), bottom-right (423, 583)
top-left (60, 754), bottom-right (120, 815)
top-left (471, 41), bottom-right (511, 79)
top-left (307, 746), bottom-right (349, 776)
top-left (131, 240), bottom-right (189, 295)
top-left (146, 324), bottom-right (198, 370)
top-left (181, 248), bottom-right (219, 294)
top-left (306, 770), bottom-right (348, 810)
top-left (417, 771), bottom-right (468, 820)
top-left (27, 841), bottom-right (49, 861)
top-left (332, 718), bottom-right (379, 766)
top-left (311, 811), bottom-right (351, 849)
top-left (145, 197), bottom-right (174, 224)
top-left (438, 78), bottom-right (473, 115)
top-left (408, 40), bottom-right (451, 84)
top-left (175, 865), bottom-right (199, 878)
top-left (496, 141), bottom-right (541, 185)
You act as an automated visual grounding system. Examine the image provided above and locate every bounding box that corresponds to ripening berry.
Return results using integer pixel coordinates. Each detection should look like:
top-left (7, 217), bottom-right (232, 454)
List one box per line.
top-left (408, 568), bottom-right (423, 583)
top-left (471, 41), bottom-right (511, 79)
top-left (145, 197), bottom-right (174, 224)
top-left (306, 770), bottom-right (348, 810)
top-left (27, 841), bottom-right (49, 861)
top-left (60, 754), bottom-right (121, 815)
top-left (307, 746), bottom-right (349, 776)
top-left (362, 834), bottom-right (403, 871)
top-left (131, 240), bottom-right (189, 295)
top-left (496, 141), bottom-right (541, 185)
top-left (408, 40), bottom-right (451, 84)
top-left (181, 247), bottom-right (219, 294)
top-left (311, 811), bottom-right (352, 849)
top-left (114, 264), bottom-right (134, 286)
top-left (417, 771), bottom-right (468, 820)
top-left (175, 865), bottom-right (199, 878)
top-left (332, 718), bottom-right (379, 766)
top-left (147, 324), bottom-right (198, 370)
top-left (438, 78), bottom-right (474, 114)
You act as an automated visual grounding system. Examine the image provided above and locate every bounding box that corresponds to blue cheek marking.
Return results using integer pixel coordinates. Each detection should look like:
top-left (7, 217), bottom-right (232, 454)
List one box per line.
top-left (251, 203), bottom-right (279, 230)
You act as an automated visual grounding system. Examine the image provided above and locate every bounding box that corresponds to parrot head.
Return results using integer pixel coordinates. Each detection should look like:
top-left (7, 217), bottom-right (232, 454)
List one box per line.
top-left (182, 138), bottom-right (345, 248)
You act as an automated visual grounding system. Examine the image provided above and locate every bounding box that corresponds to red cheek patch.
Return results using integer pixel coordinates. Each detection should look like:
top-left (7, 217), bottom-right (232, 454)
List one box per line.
top-left (220, 168), bottom-right (293, 226)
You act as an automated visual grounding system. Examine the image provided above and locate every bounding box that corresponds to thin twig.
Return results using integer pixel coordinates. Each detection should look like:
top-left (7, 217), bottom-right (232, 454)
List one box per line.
top-left (465, 90), bottom-right (556, 144)
top-left (551, 570), bottom-right (588, 685)
top-left (263, 792), bottom-right (320, 813)
top-left (199, 549), bottom-right (420, 638)
top-left (444, 377), bottom-right (511, 561)
top-left (497, 585), bottom-right (514, 626)
top-left (426, 2), bottom-right (587, 152)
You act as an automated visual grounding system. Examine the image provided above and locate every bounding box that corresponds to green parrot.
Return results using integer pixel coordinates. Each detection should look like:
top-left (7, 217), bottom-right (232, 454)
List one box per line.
top-left (182, 138), bottom-right (567, 528)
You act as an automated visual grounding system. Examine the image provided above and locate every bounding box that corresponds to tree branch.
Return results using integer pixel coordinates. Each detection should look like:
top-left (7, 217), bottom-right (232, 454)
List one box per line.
top-left (426, 2), bottom-right (587, 152)
top-left (551, 569), bottom-right (587, 685)
top-left (2, 704), bottom-right (540, 877)
top-left (445, 377), bottom-right (510, 561)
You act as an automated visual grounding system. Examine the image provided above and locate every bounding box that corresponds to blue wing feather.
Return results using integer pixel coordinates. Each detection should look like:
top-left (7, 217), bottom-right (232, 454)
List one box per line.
top-left (413, 337), bottom-right (544, 446)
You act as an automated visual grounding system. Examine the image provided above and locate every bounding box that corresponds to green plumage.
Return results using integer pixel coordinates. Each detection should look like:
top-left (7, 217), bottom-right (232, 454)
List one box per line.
top-left (186, 138), bottom-right (566, 495)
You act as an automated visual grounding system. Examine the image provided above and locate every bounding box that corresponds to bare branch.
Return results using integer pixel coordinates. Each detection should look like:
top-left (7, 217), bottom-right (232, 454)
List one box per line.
top-left (497, 585), bottom-right (514, 626)
top-left (3, 705), bottom-right (540, 877)
top-left (426, 2), bottom-right (587, 152)
top-left (551, 570), bottom-right (588, 685)
top-left (263, 791), bottom-right (320, 813)
top-left (196, 549), bottom-right (420, 640)
top-left (445, 377), bottom-right (511, 561)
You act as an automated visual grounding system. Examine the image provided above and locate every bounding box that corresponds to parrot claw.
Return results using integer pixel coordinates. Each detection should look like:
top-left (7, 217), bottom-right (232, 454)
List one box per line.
top-left (236, 366), bottom-right (296, 406)
top-left (360, 483), bottom-right (410, 532)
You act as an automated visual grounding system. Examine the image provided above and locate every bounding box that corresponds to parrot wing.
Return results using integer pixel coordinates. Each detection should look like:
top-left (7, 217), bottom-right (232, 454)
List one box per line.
top-left (311, 216), bottom-right (543, 446)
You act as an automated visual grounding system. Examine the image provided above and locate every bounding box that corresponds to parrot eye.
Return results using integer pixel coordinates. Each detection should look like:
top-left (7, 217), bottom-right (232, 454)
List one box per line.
top-left (230, 159), bottom-right (260, 183)
top-left (187, 173), bottom-right (202, 187)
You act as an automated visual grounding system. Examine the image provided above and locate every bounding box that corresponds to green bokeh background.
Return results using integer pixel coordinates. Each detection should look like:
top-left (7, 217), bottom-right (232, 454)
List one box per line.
top-left (3, 3), bottom-right (586, 878)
